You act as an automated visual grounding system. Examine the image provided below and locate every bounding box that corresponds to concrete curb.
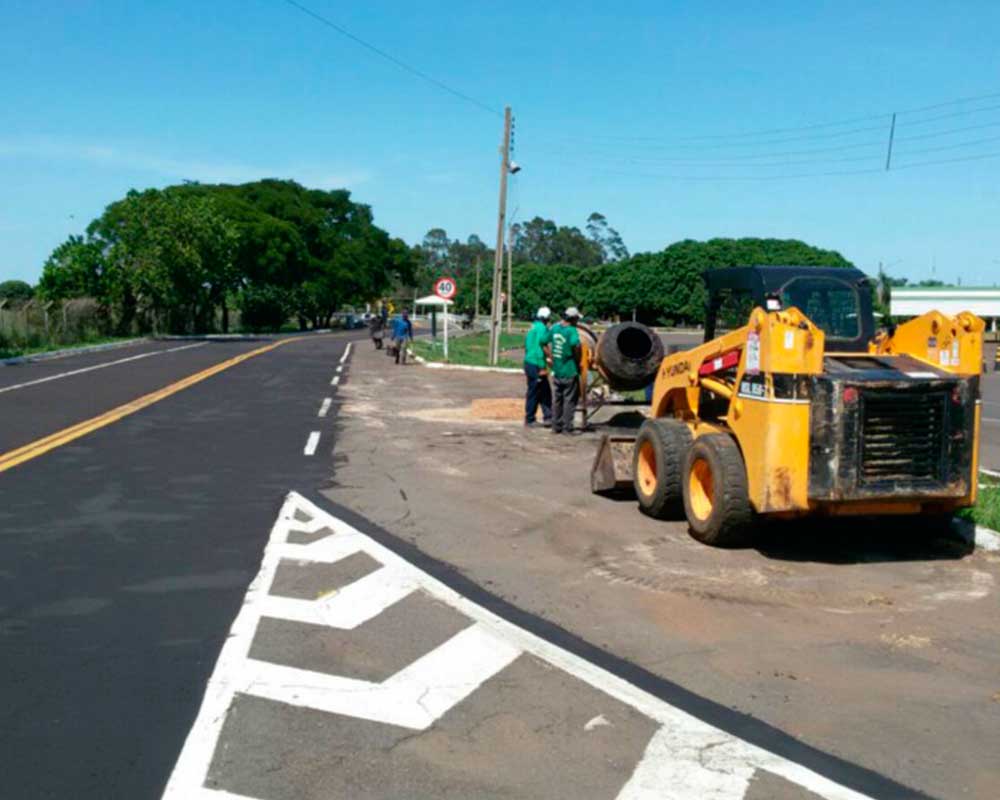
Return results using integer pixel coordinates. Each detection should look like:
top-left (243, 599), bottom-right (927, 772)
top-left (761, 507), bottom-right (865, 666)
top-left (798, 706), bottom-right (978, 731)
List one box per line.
top-left (950, 517), bottom-right (1000, 553)
top-left (1, 337), bottom-right (148, 366)
top-left (974, 525), bottom-right (1000, 552)
top-left (409, 350), bottom-right (521, 374)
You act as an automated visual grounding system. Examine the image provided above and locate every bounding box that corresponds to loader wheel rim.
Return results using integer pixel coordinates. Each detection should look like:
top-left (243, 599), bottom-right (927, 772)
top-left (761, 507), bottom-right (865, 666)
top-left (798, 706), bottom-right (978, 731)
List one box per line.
top-left (637, 440), bottom-right (657, 496)
top-left (689, 456), bottom-right (714, 521)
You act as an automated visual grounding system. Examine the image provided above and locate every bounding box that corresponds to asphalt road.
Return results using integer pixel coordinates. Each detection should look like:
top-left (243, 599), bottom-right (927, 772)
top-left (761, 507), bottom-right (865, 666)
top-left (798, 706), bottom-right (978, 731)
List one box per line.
top-left (0, 333), bottom-right (358, 799)
top-left (1, 332), bottom-right (995, 800)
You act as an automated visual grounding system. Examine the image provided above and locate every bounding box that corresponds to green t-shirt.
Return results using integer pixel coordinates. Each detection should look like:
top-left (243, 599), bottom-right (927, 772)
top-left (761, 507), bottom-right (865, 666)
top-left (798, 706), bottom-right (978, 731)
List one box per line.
top-left (523, 320), bottom-right (551, 368)
top-left (550, 323), bottom-right (581, 379)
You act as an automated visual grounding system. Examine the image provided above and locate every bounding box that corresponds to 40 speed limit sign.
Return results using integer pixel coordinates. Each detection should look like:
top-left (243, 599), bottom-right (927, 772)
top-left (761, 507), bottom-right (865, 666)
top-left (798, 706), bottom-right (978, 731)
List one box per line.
top-left (434, 276), bottom-right (457, 300)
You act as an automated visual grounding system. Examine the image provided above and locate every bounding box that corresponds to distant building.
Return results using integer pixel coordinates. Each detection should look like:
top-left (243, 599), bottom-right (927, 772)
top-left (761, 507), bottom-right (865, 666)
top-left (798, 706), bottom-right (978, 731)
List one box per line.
top-left (891, 287), bottom-right (1000, 331)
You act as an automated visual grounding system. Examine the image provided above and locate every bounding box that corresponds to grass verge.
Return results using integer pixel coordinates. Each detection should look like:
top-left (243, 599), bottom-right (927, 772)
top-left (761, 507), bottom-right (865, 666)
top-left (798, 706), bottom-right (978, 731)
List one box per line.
top-left (0, 335), bottom-right (137, 360)
top-left (958, 477), bottom-right (1000, 531)
top-left (410, 331), bottom-right (523, 368)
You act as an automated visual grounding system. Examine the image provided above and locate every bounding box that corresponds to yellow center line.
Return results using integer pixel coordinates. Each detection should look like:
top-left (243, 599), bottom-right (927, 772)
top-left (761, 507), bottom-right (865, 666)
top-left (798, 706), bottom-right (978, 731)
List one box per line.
top-left (0, 337), bottom-right (309, 475)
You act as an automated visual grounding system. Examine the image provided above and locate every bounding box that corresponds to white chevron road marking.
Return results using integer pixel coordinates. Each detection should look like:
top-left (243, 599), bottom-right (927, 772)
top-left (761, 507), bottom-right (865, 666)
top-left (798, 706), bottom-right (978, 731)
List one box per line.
top-left (164, 492), bottom-right (877, 800)
top-left (238, 623), bottom-right (520, 729)
top-left (259, 566), bottom-right (418, 629)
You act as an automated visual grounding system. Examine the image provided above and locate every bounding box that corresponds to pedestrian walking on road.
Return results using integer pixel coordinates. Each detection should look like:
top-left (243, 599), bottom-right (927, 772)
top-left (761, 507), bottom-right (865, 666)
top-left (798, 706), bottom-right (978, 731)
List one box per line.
top-left (550, 307), bottom-right (583, 434)
top-left (391, 310), bottom-right (414, 365)
top-left (523, 306), bottom-right (553, 427)
top-left (369, 315), bottom-right (385, 350)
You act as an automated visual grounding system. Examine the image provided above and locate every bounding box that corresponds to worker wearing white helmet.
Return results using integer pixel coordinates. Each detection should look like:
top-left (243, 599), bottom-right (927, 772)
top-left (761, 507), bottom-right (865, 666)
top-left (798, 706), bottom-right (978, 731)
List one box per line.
top-left (550, 306), bottom-right (583, 434)
top-left (522, 306), bottom-right (554, 427)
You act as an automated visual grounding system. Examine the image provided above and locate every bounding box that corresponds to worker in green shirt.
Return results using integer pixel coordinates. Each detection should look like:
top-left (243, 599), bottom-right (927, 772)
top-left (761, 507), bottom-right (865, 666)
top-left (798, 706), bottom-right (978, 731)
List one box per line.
top-left (550, 306), bottom-right (583, 434)
top-left (523, 306), bottom-right (553, 426)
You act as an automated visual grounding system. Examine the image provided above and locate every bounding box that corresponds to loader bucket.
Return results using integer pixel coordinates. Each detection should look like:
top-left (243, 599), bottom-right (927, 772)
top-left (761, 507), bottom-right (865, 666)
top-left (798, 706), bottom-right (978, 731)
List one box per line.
top-left (590, 434), bottom-right (637, 495)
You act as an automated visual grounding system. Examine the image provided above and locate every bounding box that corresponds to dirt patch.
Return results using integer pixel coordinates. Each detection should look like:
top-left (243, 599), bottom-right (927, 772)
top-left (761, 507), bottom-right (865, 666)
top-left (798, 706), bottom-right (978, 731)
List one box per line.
top-left (405, 397), bottom-right (523, 424)
top-left (470, 398), bottom-right (522, 420)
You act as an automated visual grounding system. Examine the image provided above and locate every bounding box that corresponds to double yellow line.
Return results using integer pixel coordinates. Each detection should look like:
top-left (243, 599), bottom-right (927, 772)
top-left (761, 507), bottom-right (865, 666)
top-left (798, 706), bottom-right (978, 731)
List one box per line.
top-left (0, 337), bottom-right (301, 475)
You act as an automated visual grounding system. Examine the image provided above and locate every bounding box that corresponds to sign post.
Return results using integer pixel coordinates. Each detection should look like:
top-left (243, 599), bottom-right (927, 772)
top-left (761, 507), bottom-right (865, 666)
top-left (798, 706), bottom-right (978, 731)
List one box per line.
top-left (434, 277), bottom-right (457, 361)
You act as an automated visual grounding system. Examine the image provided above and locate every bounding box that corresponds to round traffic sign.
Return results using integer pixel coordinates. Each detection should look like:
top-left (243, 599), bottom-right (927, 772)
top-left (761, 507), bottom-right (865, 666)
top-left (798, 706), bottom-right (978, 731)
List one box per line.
top-left (434, 276), bottom-right (457, 300)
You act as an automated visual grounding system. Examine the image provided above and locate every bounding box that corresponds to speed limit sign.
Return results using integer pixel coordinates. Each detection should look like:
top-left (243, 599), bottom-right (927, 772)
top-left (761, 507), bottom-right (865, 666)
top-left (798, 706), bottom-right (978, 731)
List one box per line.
top-left (434, 276), bottom-right (457, 300)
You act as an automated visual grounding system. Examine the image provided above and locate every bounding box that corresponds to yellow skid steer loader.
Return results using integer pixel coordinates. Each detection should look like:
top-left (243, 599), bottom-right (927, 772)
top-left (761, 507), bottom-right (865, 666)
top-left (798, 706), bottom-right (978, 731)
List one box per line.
top-left (590, 266), bottom-right (984, 546)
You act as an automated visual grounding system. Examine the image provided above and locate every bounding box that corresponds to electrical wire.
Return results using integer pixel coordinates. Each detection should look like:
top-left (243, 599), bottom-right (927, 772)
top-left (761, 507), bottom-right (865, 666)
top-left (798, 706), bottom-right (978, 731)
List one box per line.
top-left (894, 102), bottom-right (1000, 129)
top-left (560, 90), bottom-right (1000, 147)
top-left (279, 0), bottom-right (501, 117)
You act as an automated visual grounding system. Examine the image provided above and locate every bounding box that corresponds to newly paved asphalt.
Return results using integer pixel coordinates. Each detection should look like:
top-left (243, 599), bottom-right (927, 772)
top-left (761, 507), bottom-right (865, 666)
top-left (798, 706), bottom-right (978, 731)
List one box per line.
top-left (0, 333), bottom-right (358, 799)
top-left (1, 333), bottom-right (992, 800)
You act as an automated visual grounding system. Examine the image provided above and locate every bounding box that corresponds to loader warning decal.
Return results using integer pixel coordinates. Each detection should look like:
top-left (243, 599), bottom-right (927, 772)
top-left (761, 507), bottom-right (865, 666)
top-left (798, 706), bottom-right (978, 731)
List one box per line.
top-left (739, 374), bottom-right (767, 399)
top-left (745, 331), bottom-right (761, 374)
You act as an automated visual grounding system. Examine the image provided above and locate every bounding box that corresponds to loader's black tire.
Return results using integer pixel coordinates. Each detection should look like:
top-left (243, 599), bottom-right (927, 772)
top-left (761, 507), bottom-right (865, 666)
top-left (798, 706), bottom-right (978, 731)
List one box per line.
top-left (682, 434), bottom-right (754, 547)
top-left (633, 418), bottom-right (693, 519)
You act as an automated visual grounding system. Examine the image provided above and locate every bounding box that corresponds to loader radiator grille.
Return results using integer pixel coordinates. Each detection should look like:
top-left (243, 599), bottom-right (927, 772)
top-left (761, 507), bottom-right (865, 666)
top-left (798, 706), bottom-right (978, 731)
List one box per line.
top-left (860, 392), bottom-right (947, 484)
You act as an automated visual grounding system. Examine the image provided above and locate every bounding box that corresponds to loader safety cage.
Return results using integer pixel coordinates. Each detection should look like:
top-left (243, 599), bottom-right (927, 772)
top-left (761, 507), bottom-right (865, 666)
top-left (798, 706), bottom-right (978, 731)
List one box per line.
top-left (703, 266), bottom-right (876, 352)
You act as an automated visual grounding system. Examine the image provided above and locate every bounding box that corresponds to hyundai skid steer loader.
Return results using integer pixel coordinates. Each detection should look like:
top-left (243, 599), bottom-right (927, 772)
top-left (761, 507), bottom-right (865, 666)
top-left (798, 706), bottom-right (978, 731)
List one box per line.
top-left (590, 265), bottom-right (984, 546)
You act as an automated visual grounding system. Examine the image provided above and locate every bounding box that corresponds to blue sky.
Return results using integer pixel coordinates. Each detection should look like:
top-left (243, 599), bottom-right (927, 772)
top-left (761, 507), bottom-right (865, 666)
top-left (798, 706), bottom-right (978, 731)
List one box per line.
top-left (2, 0), bottom-right (999, 286)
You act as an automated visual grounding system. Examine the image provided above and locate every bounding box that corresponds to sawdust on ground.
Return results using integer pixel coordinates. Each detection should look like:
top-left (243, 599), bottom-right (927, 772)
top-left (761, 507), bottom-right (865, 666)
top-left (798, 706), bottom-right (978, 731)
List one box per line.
top-left (405, 397), bottom-right (523, 424)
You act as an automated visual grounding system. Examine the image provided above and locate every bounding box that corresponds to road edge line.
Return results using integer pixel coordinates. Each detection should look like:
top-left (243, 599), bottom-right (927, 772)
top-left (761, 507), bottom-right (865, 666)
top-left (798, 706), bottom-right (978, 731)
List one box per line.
top-left (0, 338), bottom-right (301, 474)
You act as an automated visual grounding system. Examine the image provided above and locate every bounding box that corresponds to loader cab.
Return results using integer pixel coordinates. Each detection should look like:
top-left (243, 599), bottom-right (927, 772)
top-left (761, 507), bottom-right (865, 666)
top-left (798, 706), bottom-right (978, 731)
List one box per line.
top-left (703, 266), bottom-right (875, 353)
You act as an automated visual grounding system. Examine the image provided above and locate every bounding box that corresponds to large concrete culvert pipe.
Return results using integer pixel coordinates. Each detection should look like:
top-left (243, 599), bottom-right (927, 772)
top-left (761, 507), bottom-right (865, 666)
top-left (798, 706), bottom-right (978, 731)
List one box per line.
top-left (593, 321), bottom-right (664, 391)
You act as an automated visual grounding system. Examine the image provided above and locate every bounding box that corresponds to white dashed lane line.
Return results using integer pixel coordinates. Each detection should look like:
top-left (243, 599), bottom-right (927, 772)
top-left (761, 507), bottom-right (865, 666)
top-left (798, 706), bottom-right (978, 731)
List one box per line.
top-left (317, 398), bottom-right (332, 418)
top-left (339, 342), bottom-right (352, 364)
top-left (163, 492), bottom-right (880, 800)
top-left (303, 432), bottom-right (320, 456)
top-left (330, 374), bottom-right (340, 387)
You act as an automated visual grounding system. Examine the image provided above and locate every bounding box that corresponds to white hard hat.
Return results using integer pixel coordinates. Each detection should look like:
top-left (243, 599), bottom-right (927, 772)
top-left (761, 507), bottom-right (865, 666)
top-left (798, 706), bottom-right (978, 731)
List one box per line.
top-left (537, 306), bottom-right (551, 320)
top-left (564, 306), bottom-right (581, 319)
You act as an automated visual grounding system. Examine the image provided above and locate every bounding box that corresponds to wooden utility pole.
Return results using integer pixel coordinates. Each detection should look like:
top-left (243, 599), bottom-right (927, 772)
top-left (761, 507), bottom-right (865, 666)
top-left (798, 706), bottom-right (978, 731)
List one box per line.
top-left (505, 223), bottom-right (514, 334)
top-left (488, 106), bottom-right (512, 365)
top-left (474, 255), bottom-right (481, 322)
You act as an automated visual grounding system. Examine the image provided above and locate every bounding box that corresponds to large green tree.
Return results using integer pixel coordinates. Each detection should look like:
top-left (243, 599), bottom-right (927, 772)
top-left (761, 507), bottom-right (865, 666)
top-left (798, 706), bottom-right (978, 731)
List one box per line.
top-left (39, 180), bottom-right (416, 333)
top-left (510, 237), bottom-right (854, 324)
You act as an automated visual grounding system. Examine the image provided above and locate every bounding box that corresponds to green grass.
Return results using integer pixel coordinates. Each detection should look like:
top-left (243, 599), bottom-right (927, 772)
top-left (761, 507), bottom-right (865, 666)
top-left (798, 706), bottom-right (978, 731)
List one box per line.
top-left (410, 331), bottom-right (523, 368)
top-left (958, 477), bottom-right (1000, 531)
top-left (0, 335), bottom-right (136, 360)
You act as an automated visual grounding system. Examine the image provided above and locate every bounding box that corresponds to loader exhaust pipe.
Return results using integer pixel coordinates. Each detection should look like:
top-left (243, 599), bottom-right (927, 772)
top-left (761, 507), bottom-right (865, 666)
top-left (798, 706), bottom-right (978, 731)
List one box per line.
top-left (594, 322), bottom-right (664, 391)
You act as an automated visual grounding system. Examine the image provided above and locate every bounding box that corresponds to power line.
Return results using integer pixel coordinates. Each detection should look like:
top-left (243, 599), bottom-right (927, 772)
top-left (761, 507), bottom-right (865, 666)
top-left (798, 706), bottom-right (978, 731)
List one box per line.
top-left (895, 118), bottom-right (1000, 143)
top-left (896, 90), bottom-right (1000, 116)
top-left (895, 102), bottom-right (1000, 129)
top-left (894, 149), bottom-right (1000, 170)
top-left (560, 89), bottom-right (1000, 149)
top-left (280, 0), bottom-right (501, 117)
top-left (531, 100), bottom-right (1000, 172)
top-left (902, 133), bottom-right (1000, 157)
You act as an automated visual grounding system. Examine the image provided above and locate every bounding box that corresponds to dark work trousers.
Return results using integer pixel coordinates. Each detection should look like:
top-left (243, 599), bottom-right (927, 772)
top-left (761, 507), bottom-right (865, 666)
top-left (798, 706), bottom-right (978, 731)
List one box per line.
top-left (523, 363), bottom-right (552, 424)
top-left (552, 376), bottom-right (580, 433)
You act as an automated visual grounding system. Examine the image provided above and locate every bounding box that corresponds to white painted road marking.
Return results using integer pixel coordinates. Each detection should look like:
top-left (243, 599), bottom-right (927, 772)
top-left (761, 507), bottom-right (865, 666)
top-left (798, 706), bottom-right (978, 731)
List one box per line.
top-left (330, 374), bottom-right (340, 386)
top-left (163, 493), bottom-right (878, 800)
top-left (239, 623), bottom-right (520, 729)
top-left (303, 432), bottom-right (320, 456)
top-left (339, 342), bottom-right (352, 364)
top-left (0, 342), bottom-right (207, 395)
top-left (336, 364), bottom-right (343, 374)
top-left (317, 397), bottom-right (332, 418)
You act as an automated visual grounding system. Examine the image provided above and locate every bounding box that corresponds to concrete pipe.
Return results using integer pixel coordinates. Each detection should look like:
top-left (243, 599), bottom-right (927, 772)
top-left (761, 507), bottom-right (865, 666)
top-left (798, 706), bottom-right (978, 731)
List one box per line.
top-left (594, 321), bottom-right (664, 391)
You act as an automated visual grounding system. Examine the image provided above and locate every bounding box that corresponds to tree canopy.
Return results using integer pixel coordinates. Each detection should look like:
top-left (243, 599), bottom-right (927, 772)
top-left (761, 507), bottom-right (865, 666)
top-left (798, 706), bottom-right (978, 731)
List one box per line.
top-left (508, 237), bottom-right (854, 325)
top-left (0, 280), bottom-right (34, 302)
top-left (38, 180), bottom-right (416, 333)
